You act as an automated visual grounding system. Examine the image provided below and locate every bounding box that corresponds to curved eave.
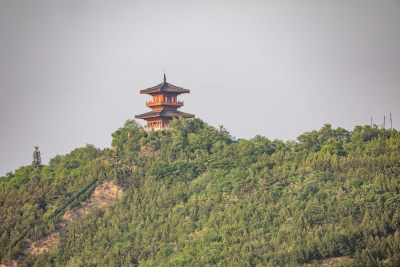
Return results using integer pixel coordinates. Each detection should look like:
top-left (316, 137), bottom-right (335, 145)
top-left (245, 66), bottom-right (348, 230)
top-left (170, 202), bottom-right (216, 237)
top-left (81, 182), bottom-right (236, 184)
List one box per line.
top-left (135, 110), bottom-right (195, 119)
top-left (140, 90), bottom-right (190, 95)
top-left (135, 115), bottom-right (195, 119)
top-left (139, 82), bottom-right (190, 94)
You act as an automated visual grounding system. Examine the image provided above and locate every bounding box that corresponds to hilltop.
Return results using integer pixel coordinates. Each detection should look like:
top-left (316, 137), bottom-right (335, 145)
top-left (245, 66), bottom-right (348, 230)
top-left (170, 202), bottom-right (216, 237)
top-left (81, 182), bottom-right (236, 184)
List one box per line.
top-left (1, 118), bottom-right (400, 266)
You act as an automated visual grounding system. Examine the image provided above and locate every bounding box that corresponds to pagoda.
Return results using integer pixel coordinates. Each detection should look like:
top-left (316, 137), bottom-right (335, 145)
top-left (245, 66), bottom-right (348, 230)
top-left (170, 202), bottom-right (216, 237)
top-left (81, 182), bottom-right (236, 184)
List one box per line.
top-left (135, 74), bottom-right (195, 129)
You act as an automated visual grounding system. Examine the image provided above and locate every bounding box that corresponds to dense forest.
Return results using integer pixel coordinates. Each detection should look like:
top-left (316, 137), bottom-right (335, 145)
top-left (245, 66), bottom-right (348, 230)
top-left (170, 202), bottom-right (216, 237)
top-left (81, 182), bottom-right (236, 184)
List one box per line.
top-left (1, 118), bottom-right (400, 266)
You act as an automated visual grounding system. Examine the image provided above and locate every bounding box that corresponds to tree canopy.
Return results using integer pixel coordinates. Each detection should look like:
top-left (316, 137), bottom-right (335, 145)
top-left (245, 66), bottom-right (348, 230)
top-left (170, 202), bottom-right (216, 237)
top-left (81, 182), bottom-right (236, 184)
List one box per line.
top-left (1, 119), bottom-right (399, 266)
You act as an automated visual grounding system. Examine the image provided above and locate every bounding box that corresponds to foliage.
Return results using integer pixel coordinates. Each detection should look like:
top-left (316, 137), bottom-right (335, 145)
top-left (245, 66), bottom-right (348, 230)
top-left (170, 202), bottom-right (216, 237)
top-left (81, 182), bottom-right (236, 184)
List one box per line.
top-left (1, 119), bottom-right (400, 266)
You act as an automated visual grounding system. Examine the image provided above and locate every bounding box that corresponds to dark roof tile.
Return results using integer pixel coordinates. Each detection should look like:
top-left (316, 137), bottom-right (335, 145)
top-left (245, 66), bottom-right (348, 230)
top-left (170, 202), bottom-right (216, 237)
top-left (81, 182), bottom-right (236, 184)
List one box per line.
top-left (140, 82), bottom-right (190, 94)
top-left (135, 110), bottom-right (195, 119)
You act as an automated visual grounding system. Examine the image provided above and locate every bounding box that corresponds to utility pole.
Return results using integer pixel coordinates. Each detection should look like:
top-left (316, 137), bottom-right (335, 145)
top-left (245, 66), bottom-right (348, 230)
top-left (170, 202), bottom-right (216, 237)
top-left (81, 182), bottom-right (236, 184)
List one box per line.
top-left (390, 113), bottom-right (393, 145)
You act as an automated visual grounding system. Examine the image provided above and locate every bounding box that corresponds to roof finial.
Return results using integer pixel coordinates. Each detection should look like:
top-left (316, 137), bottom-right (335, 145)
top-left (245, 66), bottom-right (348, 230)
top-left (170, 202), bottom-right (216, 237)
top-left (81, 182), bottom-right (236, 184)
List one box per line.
top-left (163, 71), bottom-right (166, 83)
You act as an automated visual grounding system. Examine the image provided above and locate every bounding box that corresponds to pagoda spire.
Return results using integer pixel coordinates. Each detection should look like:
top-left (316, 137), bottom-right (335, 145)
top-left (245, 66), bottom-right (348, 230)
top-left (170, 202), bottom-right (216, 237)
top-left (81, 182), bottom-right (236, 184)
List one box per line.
top-left (164, 72), bottom-right (166, 83)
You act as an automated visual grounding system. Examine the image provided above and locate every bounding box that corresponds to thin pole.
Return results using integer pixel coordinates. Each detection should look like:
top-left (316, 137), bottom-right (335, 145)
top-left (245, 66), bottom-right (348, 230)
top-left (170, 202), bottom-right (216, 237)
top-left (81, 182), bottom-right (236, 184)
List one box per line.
top-left (384, 115), bottom-right (386, 129)
top-left (390, 113), bottom-right (393, 145)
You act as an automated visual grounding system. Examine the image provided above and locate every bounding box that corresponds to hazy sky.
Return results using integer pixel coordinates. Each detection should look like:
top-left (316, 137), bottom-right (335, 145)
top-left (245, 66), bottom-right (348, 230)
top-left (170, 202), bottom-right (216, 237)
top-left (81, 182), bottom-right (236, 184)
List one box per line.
top-left (1, 0), bottom-right (400, 175)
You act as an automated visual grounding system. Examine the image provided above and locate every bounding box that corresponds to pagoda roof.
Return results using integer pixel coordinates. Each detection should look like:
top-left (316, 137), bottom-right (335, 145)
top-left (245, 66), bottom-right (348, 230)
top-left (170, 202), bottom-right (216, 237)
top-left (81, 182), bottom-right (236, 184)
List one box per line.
top-left (135, 109), bottom-right (195, 119)
top-left (140, 74), bottom-right (190, 94)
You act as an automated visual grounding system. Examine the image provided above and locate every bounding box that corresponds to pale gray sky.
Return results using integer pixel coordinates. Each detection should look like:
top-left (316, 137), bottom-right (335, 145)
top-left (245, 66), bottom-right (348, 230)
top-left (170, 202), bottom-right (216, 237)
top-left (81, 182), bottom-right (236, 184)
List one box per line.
top-left (1, 0), bottom-right (400, 175)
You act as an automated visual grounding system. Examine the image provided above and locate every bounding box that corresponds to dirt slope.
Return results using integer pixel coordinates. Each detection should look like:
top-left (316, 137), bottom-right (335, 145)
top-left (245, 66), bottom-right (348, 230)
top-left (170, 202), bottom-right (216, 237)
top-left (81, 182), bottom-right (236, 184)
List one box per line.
top-left (2, 180), bottom-right (124, 267)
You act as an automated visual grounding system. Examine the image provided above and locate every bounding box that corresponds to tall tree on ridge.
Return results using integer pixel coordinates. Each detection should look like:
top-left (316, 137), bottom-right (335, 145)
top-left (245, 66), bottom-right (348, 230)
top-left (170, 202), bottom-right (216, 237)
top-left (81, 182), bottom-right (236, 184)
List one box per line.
top-left (32, 146), bottom-right (42, 168)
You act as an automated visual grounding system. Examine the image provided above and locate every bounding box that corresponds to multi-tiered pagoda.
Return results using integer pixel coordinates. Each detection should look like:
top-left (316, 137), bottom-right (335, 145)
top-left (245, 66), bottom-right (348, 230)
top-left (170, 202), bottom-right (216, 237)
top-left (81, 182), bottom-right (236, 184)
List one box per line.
top-left (135, 74), bottom-right (195, 129)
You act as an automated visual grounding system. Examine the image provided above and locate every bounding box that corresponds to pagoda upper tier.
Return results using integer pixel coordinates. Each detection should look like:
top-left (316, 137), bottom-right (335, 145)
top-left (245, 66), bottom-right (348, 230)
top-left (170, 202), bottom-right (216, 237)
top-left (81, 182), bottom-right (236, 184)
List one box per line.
top-left (140, 76), bottom-right (190, 95)
top-left (135, 74), bottom-right (195, 129)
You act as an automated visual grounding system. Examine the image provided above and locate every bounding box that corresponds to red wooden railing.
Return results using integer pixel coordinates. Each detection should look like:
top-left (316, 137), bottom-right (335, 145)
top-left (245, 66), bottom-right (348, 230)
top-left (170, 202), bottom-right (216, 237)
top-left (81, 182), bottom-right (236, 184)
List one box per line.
top-left (146, 101), bottom-right (184, 106)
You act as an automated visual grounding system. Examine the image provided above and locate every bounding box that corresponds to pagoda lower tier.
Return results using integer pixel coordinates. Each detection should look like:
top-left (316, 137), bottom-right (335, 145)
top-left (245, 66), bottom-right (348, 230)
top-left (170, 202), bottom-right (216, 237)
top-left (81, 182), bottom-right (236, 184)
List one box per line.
top-left (135, 109), bottom-right (195, 128)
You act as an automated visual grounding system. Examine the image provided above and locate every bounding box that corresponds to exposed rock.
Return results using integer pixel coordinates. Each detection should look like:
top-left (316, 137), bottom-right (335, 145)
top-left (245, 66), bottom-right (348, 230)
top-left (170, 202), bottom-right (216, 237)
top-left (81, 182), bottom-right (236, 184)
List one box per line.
top-left (2, 180), bottom-right (124, 267)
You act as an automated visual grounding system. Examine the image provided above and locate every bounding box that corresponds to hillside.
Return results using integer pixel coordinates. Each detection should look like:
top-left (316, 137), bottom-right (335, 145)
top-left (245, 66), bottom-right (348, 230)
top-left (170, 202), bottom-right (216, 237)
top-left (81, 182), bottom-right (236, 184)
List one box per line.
top-left (1, 118), bottom-right (400, 266)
